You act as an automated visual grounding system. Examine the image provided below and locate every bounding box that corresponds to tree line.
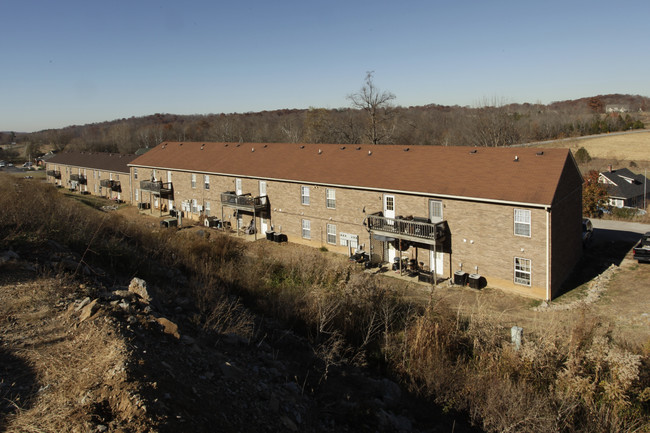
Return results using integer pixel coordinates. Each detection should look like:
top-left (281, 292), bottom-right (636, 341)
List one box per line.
top-left (4, 84), bottom-right (648, 156)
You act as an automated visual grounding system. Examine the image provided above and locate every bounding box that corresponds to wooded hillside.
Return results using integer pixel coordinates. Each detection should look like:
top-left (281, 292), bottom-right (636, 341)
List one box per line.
top-left (3, 93), bottom-right (648, 156)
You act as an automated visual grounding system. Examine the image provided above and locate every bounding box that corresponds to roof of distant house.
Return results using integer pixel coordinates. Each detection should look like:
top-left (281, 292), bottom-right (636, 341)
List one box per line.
top-left (48, 152), bottom-right (137, 173)
top-left (130, 142), bottom-right (581, 207)
top-left (600, 167), bottom-right (649, 199)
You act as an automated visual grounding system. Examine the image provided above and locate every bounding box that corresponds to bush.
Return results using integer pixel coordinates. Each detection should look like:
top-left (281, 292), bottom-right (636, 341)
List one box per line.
top-left (574, 146), bottom-right (592, 164)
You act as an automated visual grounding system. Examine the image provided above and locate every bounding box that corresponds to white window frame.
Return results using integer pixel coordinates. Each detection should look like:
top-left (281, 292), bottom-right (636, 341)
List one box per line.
top-left (191, 173), bottom-right (197, 189)
top-left (205, 201), bottom-right (210, 217)
top-left (135, 189), bottom-right (139, 202)
top-left (300, 186), bottom-right (310, 205)
top-left (302, 219), bottom-right (311, 239)
top-left (514, 257), bottom-right (532, 286)
top-left (514, 209), bottom-right (531, 237)
top-left (429, 199), bottom-right (443, 222)
top-left (204, 174), bottom-right (210, 190)
top-left (235, 178), bottom-right (242, 195)
top-left (133, 168), bottom-right (138, 180)
top-left (191, 199), bottom-right (198, 213)
top-left (326, 188), bottom-right (336, 209)
top-left (326, 224), bottom-right (336, 244)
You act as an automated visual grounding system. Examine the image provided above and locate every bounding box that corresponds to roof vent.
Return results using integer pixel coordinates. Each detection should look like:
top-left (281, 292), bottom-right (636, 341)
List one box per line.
top-left (300, 145), bottom-right (305, 149)
top-left (340, 146), bottom-right (346, 150)
top-left (536, 151), bottom-right (544, 156)
top-left (368, 150), bottom-right (372, 156)
top-left (470, 149), bottom-right (477, 154)
top-left (225, 144), bottom-right (229, 147)
top-left (179, 143), bottom-right (183, 146)
top-left (236, 143), bottom-right (240, 147)
top-left (404, 147), bottom-right (410, 152)
top-left (251, 147), bottom-right (255, 152)
top-left (263, 144), bottom-right (268, 148)
top-left (318, 149), bottom-right (322, 154)
top-left (514, 155), bottom-right (519, 162)
top-left (356, 146), bottom-right (361, 150)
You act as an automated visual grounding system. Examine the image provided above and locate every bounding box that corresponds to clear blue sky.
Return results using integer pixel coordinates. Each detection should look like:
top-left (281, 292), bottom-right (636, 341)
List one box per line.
top-left (2, 0), bottom-right (649, 132)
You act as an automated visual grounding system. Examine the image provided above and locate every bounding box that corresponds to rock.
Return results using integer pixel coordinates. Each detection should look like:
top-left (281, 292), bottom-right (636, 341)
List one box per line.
top-left (156, 317), bottom-right (180, 339)
top-left (128, 277), bottom-right (151, 303)
top-left (79, 299), bottom-right (99, 322)
top-left (280, 415), bottom-right (298, 432)
top-left (75, 297), bottom-right (91, 311)
top-left (181, 335), bottom-right (195, 345)
top-left (112, 290), bottom-right (136, 300)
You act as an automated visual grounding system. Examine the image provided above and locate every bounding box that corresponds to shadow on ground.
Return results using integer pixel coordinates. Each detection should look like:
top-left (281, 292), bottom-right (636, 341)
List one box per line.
top-left (0, 345), bottom-right (37, 432)
top-left (560, 228), bottom-right (642, 296)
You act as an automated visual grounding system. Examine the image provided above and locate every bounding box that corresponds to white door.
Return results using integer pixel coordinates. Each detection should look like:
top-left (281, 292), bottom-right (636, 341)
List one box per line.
top-left (236, 178), bottom-right (242, 195)
top-left (260, 218), bottom-right (268, 234)
top-left (259, 180), bottom-right (267, 197)
top-left (430, 250), bottom-right (444, 276)
top-left (429, 199), bottom-right (443, 223)
top-left (383, 194), bottom-right (395, 220)
top-left (167, 171), bottom-right (172, 183)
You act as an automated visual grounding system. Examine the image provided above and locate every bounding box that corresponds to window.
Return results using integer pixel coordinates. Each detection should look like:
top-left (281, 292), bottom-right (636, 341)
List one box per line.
top-left (302, 219), bottom-right (311, 239)
top-left (326, 224), bottom-right (336, 244)
top-left (135, 189), bottom-right (139, 202)
top-left (116, 174), bottom-right (119, 180)
top-left (152, 169), bottom-right (157, 181)
top-left (514, 209), bottom-right (531, 237)
top-left (301, 186), bottom-right (310, 205)
top-left (326, 188), bottom-right (336, 209)
top-left (204, 175), bottom-right (210, 190)
top-left (235, 178), bottom-right (242, 195)
top-left (429, 199), bottom-right (443, 222)
top-left (191, 199), bottom-right (198, 213)
top-left (191, 174), bottom-right (197, 188)
top-left (205, 201), bottom-right (210, 217)
top-left (98, 171), bottom-right (101, 178)
top-left (94, 184), bottom-right (98, 194)
top-left (514, 257), bottom-right (532, 286)
top-left (133, 168), bottom-right (138, 180)
top-left (109, 172), bottom-right (113, 181)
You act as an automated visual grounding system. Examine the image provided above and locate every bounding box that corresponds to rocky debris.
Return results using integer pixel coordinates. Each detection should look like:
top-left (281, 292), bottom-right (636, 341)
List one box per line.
top-left (534, 263), bottom-right (619, 312)
top-left (128, 277), bottom-right (151, 303)
top-left (156, 317), bottom-right (180, 339)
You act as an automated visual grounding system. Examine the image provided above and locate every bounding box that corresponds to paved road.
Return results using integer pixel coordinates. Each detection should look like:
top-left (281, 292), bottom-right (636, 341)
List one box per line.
top-left (591, 218), bottom-right (650, 235)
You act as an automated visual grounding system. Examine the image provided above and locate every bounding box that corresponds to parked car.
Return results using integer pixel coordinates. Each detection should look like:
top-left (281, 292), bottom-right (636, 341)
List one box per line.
top-left (633, 232), bottom-right (650, 263)
top-left (582, 218), bottom-right (593, 246)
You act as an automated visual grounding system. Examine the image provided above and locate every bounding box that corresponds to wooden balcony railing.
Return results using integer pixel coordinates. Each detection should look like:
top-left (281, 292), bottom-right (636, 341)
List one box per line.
top-left (70, 174), bottom-right (87, 184)
top-left (46, 170), bottom-right (61, 179)
top-left (366, 214), bottom-right (446, 244)
top-left (220, 192), bottom-right (268, 211)
top-left (140, 180), bottom-right (173, 197)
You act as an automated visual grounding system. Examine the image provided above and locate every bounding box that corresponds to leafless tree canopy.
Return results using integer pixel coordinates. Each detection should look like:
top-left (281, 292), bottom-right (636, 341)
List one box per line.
top-left (7, 94), bottom-right (648, 153)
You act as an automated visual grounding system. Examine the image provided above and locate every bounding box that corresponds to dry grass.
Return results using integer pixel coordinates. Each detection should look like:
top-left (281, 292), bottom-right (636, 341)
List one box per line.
top-left (535, 130), bottom-right (650, 165)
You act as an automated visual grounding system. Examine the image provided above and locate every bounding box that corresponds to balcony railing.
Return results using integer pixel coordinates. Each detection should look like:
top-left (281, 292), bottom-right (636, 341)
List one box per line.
top-left (366, 214), bottom-right (446, 244)
top-left (111, 181), bottom-right (121, 192)
top-left (100, 179), bottom-right (114, 188)
top-left (70, 174), bottom-right (87, 184)
top-left (220, 192), bottom-right (269, 211)
top-left (140, 180), bottom-right (173, 197)
top-left (46, 170), bottom-right (61, 179)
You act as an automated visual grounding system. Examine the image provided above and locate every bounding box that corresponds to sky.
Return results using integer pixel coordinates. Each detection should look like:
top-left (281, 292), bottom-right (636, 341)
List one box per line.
top-left (2, 0), bottom-right (649, 132)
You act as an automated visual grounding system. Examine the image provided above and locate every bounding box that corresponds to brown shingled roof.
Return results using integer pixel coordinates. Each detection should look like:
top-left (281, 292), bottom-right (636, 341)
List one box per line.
top-left (48, 152), bottom-right (137, 173)
top-left (129, 142), bottom-right (580, 206)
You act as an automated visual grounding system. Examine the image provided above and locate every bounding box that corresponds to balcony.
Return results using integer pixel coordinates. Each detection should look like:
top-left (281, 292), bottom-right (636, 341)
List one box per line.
top-left (220, 192), bottom-right (269, 212)
top-left (366, 214), bottom-right (446, 245)
top-left (70, 174), bottom-right (87, 184)
top-left (140, 180), bottom-right (173, 198)
top-left (46, 170), bottom-right (61, 179)
top-left (100, 179), bottom-right (114, 188)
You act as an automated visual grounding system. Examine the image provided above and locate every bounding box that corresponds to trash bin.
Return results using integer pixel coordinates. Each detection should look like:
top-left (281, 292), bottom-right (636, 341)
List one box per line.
top-left (468, 273), bottom-right (481, 289)
top-left (454, 271), bottom-right (468, 286)
top-left (265, 231), bottom-right (275, 241)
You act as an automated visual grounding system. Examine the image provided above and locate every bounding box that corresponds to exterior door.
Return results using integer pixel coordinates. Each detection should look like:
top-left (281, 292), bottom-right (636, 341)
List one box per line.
top-left (236, 178), bottom-right (242, 195)
top-left (429, 199), bottom-right (443, 223)
top-left (430, 250), bottom-right (444, 276)
top-left (383, 195), bottom-right (396, 262)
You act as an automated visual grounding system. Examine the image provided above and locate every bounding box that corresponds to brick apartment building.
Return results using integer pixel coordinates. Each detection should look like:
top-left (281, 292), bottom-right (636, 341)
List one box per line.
top-left (45, 152), bottom-right (138, 202)
top-left (127, 142), bottom-right (583, 300)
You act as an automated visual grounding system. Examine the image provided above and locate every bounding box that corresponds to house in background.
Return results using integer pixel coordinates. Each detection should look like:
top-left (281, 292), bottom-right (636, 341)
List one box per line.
top-left (45, 152), bottom-right (138, 202)
top-left (598, 166), bottom-right (649, 209)
top-left (129, 142), bottom-right (583, 300)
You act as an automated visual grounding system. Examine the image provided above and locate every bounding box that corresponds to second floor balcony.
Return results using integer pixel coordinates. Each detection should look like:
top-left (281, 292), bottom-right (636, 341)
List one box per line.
top-left (220, 192), bottom-right (269, 212)
top-left (46, 170), bottom-right (61, 179)
top-left (366, 213), bottom-right (447, 245)
top-left (140, 180), bottom-right (173, 198)
top-left (70, 174), bottom-right (86, 184)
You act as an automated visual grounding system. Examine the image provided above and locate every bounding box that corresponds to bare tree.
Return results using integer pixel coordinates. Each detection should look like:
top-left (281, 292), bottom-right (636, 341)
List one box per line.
top-left (347, 72), bottom-right (396, 144)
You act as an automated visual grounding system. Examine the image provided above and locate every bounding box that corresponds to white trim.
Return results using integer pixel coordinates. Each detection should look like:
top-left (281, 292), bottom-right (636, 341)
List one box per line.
top-left (546, 209), bottom-right (550, 300)
top-left (514, 257), bottom-right (532, 286)
top-left (126, 165), bottom-right (554, 208)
